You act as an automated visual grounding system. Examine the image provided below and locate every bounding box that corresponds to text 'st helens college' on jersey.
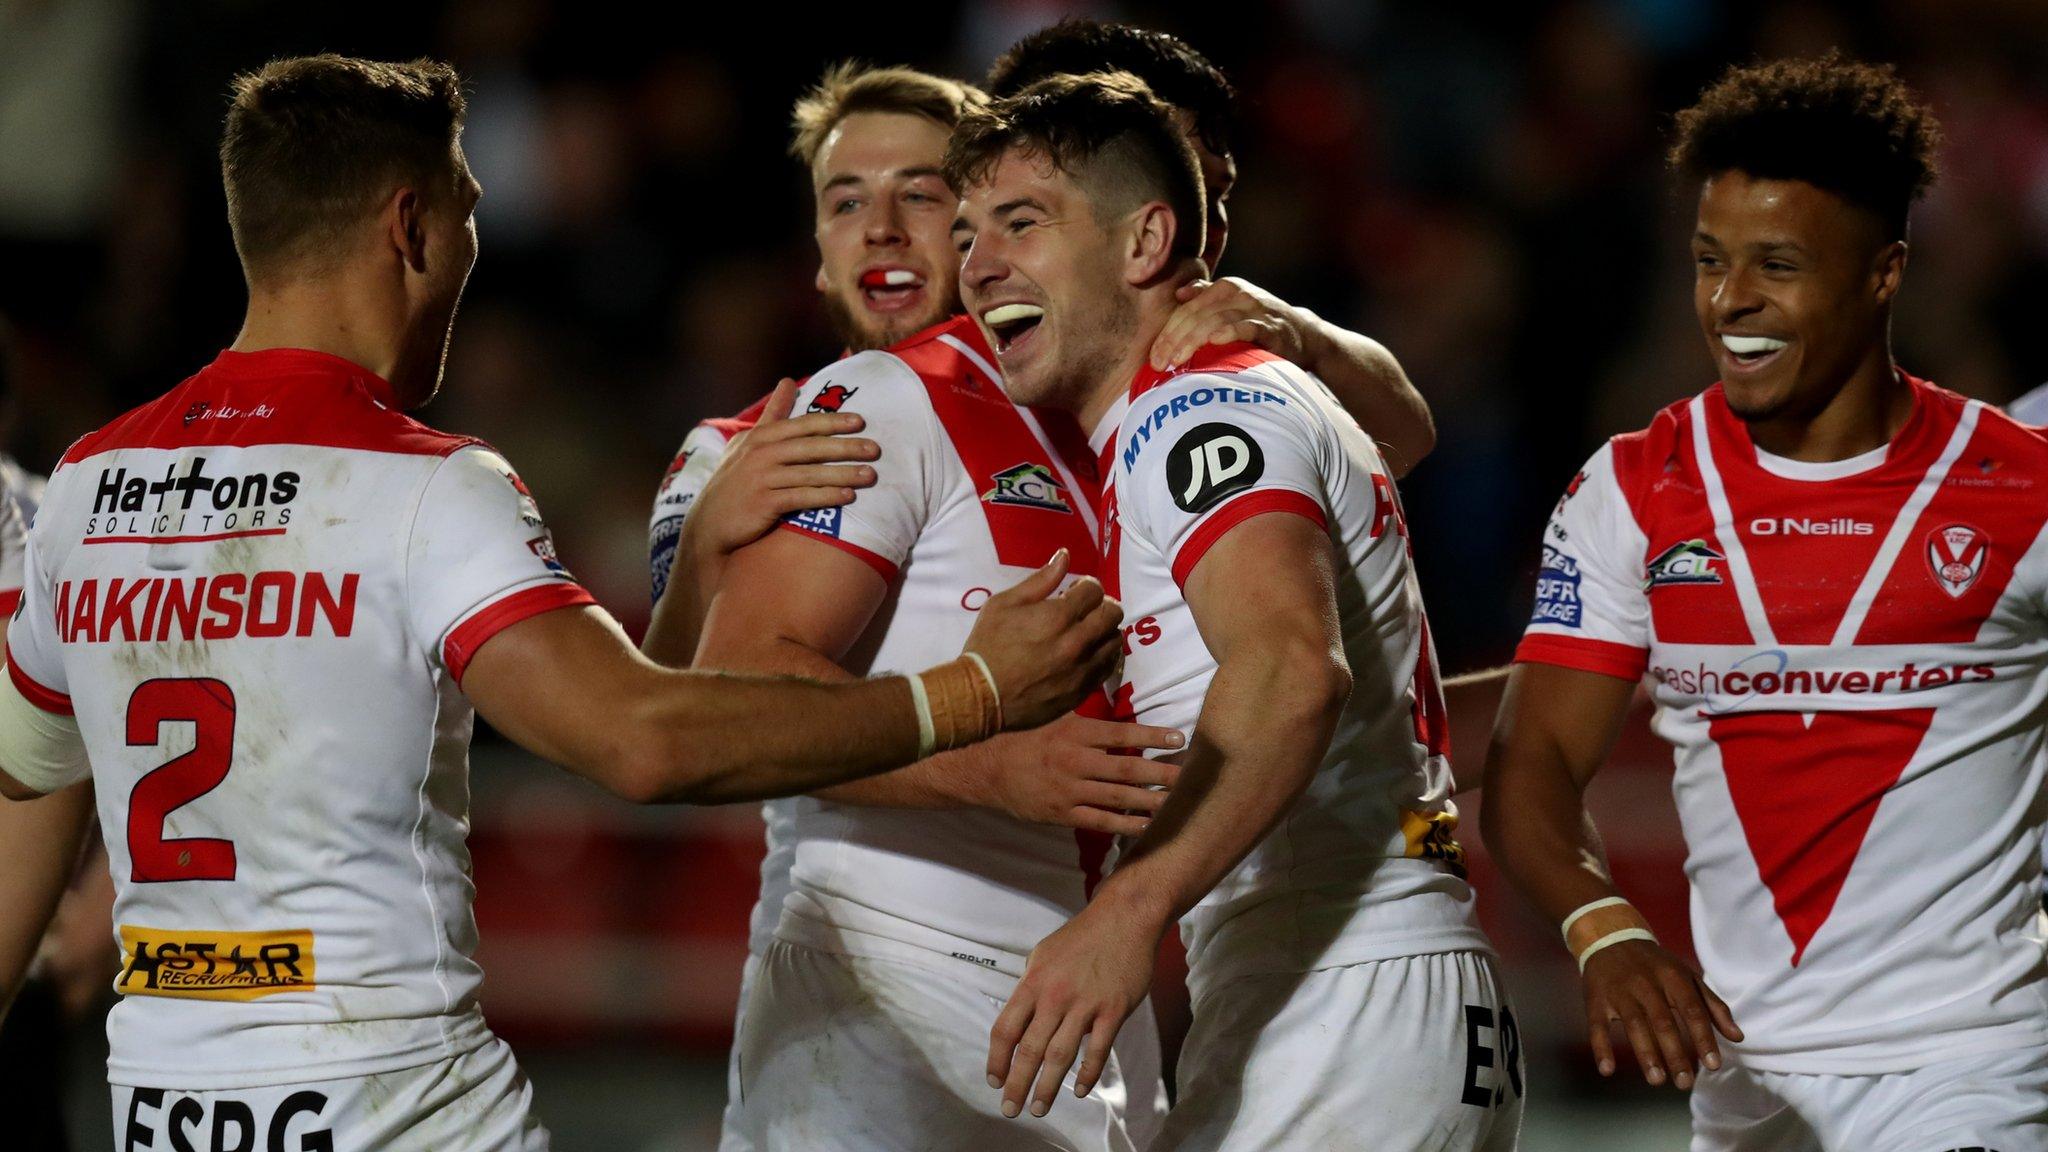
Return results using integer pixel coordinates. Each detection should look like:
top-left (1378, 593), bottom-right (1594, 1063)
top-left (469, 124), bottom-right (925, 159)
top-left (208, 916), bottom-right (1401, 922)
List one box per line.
top-left (1093, 343), bottom-right (1488, 998)
top-left (5, 348), bottom-right (595, 1090)
top-left (1519, 373), bottom-right (2048, 1073)
top-left (757, 315), bottom-right (1107, 986)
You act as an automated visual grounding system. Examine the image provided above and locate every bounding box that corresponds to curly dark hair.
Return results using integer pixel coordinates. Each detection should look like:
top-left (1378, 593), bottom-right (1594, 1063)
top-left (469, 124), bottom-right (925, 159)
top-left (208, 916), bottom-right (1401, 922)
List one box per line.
top-left (1670, 52), bottom-right (1940, 239)
top-left (986, 19), bottom-right (1236, 161)
top-left (945, 71), bottom-right (1205, 262)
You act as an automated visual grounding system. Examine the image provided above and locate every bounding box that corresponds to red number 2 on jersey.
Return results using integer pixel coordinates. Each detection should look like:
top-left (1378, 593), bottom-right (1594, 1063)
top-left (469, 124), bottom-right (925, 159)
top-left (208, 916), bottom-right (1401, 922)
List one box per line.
top-left (127, 678), bottom-right (238, 883)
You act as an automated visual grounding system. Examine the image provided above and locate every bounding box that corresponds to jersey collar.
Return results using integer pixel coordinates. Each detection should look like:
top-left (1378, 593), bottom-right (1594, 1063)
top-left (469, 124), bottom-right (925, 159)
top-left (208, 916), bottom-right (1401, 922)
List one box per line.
top-left (208, 347), bottom-right (400, 409)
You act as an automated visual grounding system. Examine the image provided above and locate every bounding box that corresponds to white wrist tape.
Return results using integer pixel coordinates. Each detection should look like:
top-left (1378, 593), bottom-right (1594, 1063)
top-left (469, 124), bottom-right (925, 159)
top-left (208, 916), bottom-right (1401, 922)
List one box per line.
top-left (1577, 928), bottom-right (1659, 972)
top-left (905, 672), bottom-right (937, 761)
top-left (1560, 896), bottom-right (1634, 945)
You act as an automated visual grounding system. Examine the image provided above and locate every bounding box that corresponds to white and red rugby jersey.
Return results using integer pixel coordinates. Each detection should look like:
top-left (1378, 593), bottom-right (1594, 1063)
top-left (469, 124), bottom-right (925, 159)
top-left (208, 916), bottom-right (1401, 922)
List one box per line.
top-left (1519, 374), bottom-right (2048, 1073)
top-left (6, 348), bottom-right (594, 1089)
top-left (764, 315), bottom-right (1109, 986)
top-left (1092, 344), bottom-right (1487, 996)
top-left (648, 391), bottom-right (806, 962)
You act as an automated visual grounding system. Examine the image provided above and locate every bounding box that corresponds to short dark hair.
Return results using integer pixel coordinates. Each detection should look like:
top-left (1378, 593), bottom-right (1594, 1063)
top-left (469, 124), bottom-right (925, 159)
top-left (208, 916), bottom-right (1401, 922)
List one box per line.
top-left (986, 20), bottom-right (1236, 161)
top-left (789, 61), bottom-right (987, 169)
top-left (1670, 52), bottom-right (1940, 239)
top-left (946, 71), bottom-right (1206, 262)
top-left (221, 55), bottom-right (468, 279)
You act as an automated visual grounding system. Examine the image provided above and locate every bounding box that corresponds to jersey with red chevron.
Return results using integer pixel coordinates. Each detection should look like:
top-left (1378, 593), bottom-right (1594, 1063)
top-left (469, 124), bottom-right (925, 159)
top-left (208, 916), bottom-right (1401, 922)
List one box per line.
top-left (1091, 343), bottom-right (1487, 997)
top-left (1519, 372), bottom-right (2048, 1074)
top-left (756, 316), bottom-right (1111, 981)
top-left (5, 348), bottom-right (594, 1090)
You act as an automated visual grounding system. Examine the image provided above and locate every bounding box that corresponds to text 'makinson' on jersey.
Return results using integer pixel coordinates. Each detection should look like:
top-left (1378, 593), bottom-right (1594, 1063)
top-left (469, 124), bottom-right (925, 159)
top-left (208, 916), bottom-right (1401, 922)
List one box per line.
top-left (6, 347), bottom-right (594, 1090)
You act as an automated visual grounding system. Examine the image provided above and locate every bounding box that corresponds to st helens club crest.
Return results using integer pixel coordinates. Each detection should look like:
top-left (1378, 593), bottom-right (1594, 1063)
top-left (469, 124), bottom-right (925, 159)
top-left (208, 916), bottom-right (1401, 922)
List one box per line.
top-left (1925, 523), bottom-right (1989, 598)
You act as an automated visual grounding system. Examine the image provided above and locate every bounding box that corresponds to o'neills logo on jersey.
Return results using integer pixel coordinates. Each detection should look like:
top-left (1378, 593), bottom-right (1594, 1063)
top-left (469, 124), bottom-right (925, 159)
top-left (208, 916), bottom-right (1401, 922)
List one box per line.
top-left (984, 462), bottom-right (1072, 513)
top-left (1926, 523), bottom-right (1989, 598)
top-left (1748, 517), bottom-right (1875, 536)
top-left (116, 925), bottom-right (314, 1002)
top-left (1651, 650), bottom-right (1994, 709)
top-left (89, 457), bottom-right (299, 539)
top-left (55, 571), bottom-right (358, 644)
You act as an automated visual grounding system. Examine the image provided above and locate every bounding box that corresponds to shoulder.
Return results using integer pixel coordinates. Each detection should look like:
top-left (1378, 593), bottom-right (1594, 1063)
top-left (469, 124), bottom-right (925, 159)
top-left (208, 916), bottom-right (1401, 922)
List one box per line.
top-left (1117, 357), bottom-right (1315, 479)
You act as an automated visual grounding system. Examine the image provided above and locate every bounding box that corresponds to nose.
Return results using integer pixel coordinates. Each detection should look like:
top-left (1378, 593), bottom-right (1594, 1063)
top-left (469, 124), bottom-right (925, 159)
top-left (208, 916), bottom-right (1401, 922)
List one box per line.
top-left (960, 234), bottom-right (1006, 300)
top-left (865, 197), bottom-right (907, 247)
top-left (1712, 263), bottom-right (1765, 323)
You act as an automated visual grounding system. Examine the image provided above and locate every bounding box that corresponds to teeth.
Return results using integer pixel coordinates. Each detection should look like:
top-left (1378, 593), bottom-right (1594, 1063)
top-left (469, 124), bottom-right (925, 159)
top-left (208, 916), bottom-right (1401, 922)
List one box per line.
top-left (1721, 335), bottom-right (1788, 355)
top-left (881, 269), bottom-right (917, 286)
top-left (984, 303), bottom-right (1044, 327)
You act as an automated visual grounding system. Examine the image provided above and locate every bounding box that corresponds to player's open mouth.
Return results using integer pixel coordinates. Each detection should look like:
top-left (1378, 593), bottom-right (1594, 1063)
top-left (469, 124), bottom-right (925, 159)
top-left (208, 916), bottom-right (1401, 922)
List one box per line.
top-left (1720, 333), bottom-right (1789, 373)
top-left (859, 267), bottom-right (926, 313)
top-left (983, 303), bottom-right (1045, 355)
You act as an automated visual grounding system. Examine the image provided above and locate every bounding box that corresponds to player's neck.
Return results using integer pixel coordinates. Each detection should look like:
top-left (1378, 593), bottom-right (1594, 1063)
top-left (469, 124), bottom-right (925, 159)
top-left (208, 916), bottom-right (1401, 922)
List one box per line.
top-left (232, 278), bottom-right (408, 397)
top-left (1074, 278), bottom-right (1192, 436)
top-left (1744, 343), bottom-right (1912, 463)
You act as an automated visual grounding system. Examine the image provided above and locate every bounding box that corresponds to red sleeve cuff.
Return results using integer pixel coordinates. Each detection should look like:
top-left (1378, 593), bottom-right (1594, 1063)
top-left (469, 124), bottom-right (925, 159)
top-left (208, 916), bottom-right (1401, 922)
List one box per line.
top-left (443, 582), bottom-right (598, 684)
top-left (1513, 634), bottom-right (1648, 682)
top-left (774, 521), bottom-right (900, 583)
top-left (6, 642), bottom-right (72, 715)
top-left (1170, 489), bottom-right (1328, 589)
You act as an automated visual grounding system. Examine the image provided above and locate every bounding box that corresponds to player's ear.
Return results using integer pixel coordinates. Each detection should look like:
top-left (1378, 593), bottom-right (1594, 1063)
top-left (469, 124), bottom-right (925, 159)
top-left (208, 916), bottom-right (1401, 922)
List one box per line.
top-left (1872, 239), bottom-right (1907, 307)
top-left (388, 186), bottom-right (429, 275)
top-left (1124, 201), bottom-right (1177, 287)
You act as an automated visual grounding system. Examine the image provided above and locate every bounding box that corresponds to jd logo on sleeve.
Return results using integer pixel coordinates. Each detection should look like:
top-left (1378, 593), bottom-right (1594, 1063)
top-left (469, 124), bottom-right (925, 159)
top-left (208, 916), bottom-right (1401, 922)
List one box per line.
top-left (1168, 423), bottom-right (1265, 513)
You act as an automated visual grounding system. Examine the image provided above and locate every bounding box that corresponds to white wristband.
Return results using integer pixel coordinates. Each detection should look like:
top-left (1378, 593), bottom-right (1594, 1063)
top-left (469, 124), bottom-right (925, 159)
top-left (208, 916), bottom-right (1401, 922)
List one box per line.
top-left (1576, 928), bottom-right (1658, 972)
top-left (1561, 896), bottom-right (1634, 945)
top-left (905, 673), bottom-right (937, 760)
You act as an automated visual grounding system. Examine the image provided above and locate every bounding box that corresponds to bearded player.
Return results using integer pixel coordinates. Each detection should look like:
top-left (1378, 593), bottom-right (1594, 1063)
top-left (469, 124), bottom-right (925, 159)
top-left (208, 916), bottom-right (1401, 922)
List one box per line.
top-left (1485, 55), bottom-right (2048, 1151)
top-left (0, 55), bottom-right (1120, 1150)
top-left (646, 38), bottom-right (1442, 1149)
top-left (952, 73), bottom-right (1518, 1150)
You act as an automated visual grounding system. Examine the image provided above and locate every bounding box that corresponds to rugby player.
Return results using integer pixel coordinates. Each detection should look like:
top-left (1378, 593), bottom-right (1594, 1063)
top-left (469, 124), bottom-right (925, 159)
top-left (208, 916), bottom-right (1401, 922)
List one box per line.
top-left (951, 73), bottom-right (1517, 1151)
top-left (0, 55), bottom-right (1120, 1150)
top-left (1485, 55), bottom-right (2048, 1150)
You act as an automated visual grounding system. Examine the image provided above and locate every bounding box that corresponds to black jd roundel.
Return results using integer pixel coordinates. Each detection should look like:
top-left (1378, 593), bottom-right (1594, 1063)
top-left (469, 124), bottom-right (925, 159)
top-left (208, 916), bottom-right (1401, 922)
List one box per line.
top-left (1167, 422), bottom-right (1265, 513)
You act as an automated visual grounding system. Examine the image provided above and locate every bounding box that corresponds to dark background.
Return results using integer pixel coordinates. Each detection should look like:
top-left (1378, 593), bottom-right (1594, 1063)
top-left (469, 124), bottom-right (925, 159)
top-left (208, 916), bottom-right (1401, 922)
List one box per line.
top-left (3, 0), bottom-right (2044, 1147)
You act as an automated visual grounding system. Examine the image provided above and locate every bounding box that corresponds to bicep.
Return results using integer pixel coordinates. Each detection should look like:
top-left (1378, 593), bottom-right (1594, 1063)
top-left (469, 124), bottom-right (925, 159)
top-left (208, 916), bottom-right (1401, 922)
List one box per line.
top-left (695, 529), bottom-right (889, 673)
top-left (1181, 510), bottom-right (1344, 666)
top-left (1488, 662), bottom-right (1639, 792)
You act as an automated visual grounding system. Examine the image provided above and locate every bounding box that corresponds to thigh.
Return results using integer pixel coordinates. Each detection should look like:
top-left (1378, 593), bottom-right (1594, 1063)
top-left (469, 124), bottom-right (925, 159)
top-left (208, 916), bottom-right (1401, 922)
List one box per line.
top-left (1689, 1063), bottom-right (1819, 1152)
top-left (108, 1038), bottom-right (549, 1152)
top-left (737, 942), bottom-right (1133, 1152)
top-left (1115, 996), bottom-right (1169, 1152)
top-left (1849, 1045), bottom-right (2048, 1152)
top-left (717, 952), bottom-right (764, 1152)
top-left (1156, 950), bottom-right (1523, 1152)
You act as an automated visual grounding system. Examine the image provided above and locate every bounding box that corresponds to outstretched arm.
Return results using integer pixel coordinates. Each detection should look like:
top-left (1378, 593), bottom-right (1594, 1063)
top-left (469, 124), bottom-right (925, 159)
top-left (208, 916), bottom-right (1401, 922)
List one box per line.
top-left (1149, 278), bottom-right (1435, 476)
top-left (1483, 661), bottom-right (1740, 1089)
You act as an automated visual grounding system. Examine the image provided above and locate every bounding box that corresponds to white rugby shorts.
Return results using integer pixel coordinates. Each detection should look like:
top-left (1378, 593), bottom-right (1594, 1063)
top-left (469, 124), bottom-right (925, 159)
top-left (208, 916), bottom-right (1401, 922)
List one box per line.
top-left (1155, 948), bottom-right (1523, 1152)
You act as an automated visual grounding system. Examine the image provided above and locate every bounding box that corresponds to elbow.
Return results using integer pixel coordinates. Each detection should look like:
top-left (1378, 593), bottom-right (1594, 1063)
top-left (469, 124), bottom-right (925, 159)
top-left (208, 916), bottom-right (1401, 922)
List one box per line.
top-left (593, 697), bottom-right (711, 805)
top-left (1386, 406), bottom-right (1437, 479)
top-left (1263, 642), bottom-right (1352, 734)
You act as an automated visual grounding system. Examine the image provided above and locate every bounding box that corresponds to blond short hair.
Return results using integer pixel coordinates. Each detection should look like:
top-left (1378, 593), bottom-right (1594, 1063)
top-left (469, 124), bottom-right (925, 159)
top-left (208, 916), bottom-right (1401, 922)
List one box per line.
top-left (790, 62), bottom-right (986, 169)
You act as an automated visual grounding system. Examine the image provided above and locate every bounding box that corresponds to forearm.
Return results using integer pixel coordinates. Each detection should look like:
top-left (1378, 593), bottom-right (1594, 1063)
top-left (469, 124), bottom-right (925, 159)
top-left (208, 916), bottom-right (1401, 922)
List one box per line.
top-left (1094, 653), bottom-right (1343, 926)
top-left (1294, 313), bottom-right (1435, 478)
top-left (1481, 734), bottom-right (1622, 925)
top-left (697, 631), bottom-right (984, 810)
top-left (0, 782), bottom-right (94, 1021)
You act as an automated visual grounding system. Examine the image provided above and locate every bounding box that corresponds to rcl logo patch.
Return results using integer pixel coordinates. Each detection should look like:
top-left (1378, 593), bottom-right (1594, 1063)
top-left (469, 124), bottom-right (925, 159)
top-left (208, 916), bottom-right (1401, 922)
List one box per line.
top-left (1926, 523), bottom-right (1988, 598)
top-left (984, 462), bottom-right (1071, 513)
top-left (1166, 423), bottom-right (1264, 513)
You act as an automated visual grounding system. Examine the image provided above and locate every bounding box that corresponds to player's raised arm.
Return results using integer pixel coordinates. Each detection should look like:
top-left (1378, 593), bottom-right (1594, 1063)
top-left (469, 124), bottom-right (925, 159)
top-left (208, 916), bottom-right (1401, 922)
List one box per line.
top-left (466, 549), bottom-right (1122, 805)
top-left (1148, 277), bottom-right (1436, 477)
top-left (989, 509), bottom-right (1352, 1119)
top-left (641, 378), bottom-right (880, 668)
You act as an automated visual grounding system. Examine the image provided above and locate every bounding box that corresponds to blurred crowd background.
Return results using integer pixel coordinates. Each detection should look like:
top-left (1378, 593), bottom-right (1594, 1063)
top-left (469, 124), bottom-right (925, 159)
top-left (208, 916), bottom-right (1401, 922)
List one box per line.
top-left (3, 0), bottom-right (2045, 1148)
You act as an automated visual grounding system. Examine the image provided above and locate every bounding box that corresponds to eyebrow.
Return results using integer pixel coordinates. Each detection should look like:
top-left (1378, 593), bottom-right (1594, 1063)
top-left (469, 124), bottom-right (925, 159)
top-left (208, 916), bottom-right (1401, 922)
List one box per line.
top-left (993, 196), bottom-right (1047, 217)
top-left (820, 166), bottom-right (948, 194)
top-left (1694, 230), bottom-right (1806, 255)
